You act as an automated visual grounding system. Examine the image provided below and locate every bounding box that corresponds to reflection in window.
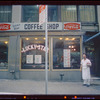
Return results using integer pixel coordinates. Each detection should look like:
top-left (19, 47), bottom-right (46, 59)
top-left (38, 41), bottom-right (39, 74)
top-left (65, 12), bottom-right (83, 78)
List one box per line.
top-left (53, 37), bottom-right (80, 69)
top-left (61, 5), bottom-right (77, 22)
top-left (0, 6), bottom-right (12, 22)
top-left (22, 5), bottom-right (39, 22)
top-left (21, 37), bottom-right (49, 69)
top-left (48, 5), bottom-right (58, 22)
top-left (0, 39), bottom-right (9, 69)
top-left (79, 6), bottom-right (96, 23)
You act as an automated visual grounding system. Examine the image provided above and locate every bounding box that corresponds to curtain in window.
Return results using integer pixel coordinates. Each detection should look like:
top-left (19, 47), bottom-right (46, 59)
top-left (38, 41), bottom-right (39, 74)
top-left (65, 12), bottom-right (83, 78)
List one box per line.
top-left (0, 6), bottom-right (12, 22)
top-left (79, 6), bottom-right (95, 23)
top-left (61, 5), bottom-right (77, 22)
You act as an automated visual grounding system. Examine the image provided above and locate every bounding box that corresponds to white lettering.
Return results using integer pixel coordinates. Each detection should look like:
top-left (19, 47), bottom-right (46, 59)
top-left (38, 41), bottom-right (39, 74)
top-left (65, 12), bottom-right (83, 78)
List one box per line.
top-left (21, 44), bottom-right (49, 53)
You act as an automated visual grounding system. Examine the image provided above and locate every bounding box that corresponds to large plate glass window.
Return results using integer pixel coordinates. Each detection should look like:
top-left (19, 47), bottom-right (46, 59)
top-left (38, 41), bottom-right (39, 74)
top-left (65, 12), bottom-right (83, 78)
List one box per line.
top-left (53, 37), bottom-right (80, 69)
top-left (0, 38), bottom-right (9, 69)
top-left (21, 37), bottom-right (49, 69)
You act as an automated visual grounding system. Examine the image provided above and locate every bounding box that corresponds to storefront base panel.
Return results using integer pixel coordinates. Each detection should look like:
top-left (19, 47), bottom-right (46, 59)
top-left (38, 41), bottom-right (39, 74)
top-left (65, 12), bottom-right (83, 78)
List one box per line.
top-left (0, 71), bottom-right (9, 79)
top-left (19, 71), bottom-right (82, 82)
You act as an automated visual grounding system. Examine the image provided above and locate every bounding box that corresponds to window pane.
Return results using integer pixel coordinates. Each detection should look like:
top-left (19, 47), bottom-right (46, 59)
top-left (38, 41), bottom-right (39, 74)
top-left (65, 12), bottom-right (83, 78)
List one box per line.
top-left (22, 5), bottom-right (39, 22)
top-left (53, 37), bottom-right (80, 69)
top-left (0, 39), bottom-right (9, 69)
top-left (61, 5), bottom-right (77, 22)
top-left (79, 6), bottom-right (96, 23)
top-left (48, 5), bottom-right (58, 22)
top-left (21, 37), bottom-right (49, 69)
top-left (0, 6), bottom-right (12, 22)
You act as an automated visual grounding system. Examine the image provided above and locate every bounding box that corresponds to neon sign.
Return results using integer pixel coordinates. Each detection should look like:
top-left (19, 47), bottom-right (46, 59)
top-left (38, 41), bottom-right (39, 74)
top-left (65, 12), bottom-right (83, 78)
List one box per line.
top-left (21, 44), bottom-right (49, 53)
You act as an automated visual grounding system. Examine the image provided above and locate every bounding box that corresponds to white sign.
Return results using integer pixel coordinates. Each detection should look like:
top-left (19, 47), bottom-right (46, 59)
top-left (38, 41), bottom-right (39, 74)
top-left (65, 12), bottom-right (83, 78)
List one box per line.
top-left (0, 23), bottom-right (62, 31)
top-left (63, 49), bottom-right (70, 67)
top-left (35, 55), bottom-right (42, 64)
top-left (39, 5), bottom-right (46, 25)
top-left (26, 55), bottom-right (33, 64)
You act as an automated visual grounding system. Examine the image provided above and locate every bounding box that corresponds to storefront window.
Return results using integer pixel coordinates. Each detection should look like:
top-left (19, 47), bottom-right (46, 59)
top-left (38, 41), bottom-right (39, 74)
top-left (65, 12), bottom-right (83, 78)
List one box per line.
top-left (53, 37), bottom-right (80, 69)
top-left (48, 5), bottom-right (58, 22)
top-left (22, 5), bottom-right (39, 22)
top-left (0, 39), bottom-right (9, 69)
top-left (0, 6), bottom-right (12, 22)
top-left (79, 5), bottom-right (96, 23)
top-left (21, 37), bottom-right (49, 69)
top-left (61, 5), bottom-right (77, 22)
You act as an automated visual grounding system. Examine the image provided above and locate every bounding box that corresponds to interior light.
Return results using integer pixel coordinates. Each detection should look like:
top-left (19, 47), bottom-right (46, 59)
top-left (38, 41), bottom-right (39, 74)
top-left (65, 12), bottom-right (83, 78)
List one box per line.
top-left (65, 38), bottom-right (69, 40)
top-left (72, 46), bottom-right (74, 48)
top-left (26, 38), bottom-right (29, 40)
top-left (43, 38), bottom-right (45, 40)
top-left (69, 46), bottom-right (71, 48)
top-left (59, 38), bottom-right (63, 40)
top-left (4, 41), bottom-right (8, 44)
top-left (35, 38), bottom-right (38, 40)
top-left (72, 38), bottom-right (75, 40)
top-left (74, 49), bottom-right (76, 51)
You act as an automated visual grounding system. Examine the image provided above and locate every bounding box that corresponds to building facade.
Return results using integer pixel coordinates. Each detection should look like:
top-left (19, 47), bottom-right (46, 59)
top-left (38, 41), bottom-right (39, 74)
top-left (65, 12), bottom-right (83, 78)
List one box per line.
top-left (0, 5), bottom-right (99, 81)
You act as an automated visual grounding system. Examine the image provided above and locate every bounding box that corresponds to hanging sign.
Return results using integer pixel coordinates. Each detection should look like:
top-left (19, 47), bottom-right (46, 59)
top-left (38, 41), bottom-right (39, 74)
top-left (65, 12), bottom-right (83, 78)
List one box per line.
top-left (39, 5), bottom-right (46, 25)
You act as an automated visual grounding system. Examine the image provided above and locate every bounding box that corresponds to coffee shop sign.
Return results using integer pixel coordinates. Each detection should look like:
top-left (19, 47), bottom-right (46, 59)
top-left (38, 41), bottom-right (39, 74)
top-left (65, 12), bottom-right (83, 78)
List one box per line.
top-left (0, 22), bottom-right (62, 31)
top-left (0, 22), bottom-right (81, 31)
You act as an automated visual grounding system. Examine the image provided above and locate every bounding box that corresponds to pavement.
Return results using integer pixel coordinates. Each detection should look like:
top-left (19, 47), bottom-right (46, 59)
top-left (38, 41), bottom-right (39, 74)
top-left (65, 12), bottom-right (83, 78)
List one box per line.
top-left (0, 77), bottom-right (100, 95)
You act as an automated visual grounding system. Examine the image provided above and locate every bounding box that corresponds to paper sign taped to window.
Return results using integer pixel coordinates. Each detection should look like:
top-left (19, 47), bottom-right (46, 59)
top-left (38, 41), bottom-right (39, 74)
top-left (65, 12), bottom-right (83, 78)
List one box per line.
top-left (35, 55), bottom-right (42, 64)
top-left (26, 55), bottom-right (33, 64)
top-left (63, 49), bottom-right (70, 67)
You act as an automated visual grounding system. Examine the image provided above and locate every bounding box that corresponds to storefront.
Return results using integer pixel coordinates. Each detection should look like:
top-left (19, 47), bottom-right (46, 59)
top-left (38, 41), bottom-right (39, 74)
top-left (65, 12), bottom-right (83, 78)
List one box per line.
top-left (0, 22), bottom-right (87, 81)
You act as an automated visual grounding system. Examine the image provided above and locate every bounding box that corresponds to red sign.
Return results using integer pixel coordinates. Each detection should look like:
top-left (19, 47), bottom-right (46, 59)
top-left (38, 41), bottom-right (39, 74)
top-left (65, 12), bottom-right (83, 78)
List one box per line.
top-left (64, 22), bottom-right (81, 30)
top-left (0, 24), bottom-right (11, 31)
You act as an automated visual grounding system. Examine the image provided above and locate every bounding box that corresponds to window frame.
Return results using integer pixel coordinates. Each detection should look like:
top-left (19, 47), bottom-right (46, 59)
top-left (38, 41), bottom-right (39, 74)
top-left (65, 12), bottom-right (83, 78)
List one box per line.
top-left (48, 5), bottom-right (59, 22)
top-left (51, 36), bottom-right (82, 71)
top-left (0, 37), bottom-right (9, 71)
top-left (21, 5), bottom-right (39, 22)
top-left (78, 5), bottom-right (97, 24)
top-left (0, 5), bottom-right (12, 23)
top-left (20, 36), bottom-right (50, 71)
top-left (61, 5), bottom-right (78, 22)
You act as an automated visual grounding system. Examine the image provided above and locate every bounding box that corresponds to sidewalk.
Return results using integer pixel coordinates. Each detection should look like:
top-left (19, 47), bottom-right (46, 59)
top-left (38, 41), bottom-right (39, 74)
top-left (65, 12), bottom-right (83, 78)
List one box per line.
top-left (0, 79), bottom-right (100, 95)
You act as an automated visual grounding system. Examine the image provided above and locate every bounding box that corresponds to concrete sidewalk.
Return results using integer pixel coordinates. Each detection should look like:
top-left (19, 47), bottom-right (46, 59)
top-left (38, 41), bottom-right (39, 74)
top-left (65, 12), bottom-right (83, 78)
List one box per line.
top-left (0, 79), bottom-right (100, 95)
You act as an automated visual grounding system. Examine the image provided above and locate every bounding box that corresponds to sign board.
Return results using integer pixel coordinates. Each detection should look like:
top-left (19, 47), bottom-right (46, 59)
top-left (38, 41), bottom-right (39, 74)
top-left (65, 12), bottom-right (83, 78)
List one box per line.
top-left (0, 23), bottom-right (62, 31)
top-left (39, 5), bottom-right (46, 25)
top-left (64, 22), bottom-right (81, 30)
top-left (26, 55), bottom-right (33, 64)
top-left (63, 49), bottom-right (70, 67)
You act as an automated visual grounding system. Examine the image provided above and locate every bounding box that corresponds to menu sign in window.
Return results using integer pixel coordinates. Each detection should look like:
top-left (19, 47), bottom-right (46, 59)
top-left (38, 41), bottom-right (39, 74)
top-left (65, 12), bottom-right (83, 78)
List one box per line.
top-left (63, 49), bottom-right (70, 67)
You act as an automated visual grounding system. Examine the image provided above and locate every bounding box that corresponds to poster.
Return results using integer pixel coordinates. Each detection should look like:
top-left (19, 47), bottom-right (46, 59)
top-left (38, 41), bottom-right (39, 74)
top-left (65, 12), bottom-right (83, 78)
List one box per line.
top-left (35, 55), bottom-right (42, 64)
top-left (26, 55), bottom-right (33, 64)
top-left (63, 49), bottom-right (70, 67)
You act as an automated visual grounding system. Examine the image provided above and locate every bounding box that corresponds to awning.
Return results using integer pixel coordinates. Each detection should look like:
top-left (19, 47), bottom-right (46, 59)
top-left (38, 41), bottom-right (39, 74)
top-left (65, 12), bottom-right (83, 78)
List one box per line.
top-left (84, 32), bottom-right (100, 43)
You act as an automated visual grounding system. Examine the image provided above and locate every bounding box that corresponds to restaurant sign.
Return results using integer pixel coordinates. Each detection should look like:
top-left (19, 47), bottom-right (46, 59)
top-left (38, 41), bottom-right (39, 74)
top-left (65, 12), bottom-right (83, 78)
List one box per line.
top-left (0, 22), bottom-right (81, 31)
